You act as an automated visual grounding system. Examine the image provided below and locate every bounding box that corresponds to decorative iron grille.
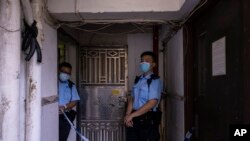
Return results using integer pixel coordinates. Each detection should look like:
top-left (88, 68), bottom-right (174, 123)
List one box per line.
top-left (80, 47), bottom-right (127, 86)
top-left (81, 120), bottom-right (125, 141)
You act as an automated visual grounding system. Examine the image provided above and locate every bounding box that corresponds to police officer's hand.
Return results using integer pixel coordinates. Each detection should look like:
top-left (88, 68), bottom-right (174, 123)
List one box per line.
top-left (59, 105), bottom-right (65, 114)
top-left (124, 114), bottom-right (133, 127)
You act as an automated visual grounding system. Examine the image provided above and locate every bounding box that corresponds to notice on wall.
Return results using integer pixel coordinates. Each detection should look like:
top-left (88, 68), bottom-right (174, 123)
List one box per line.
top-left (212, 36), bottom-right (226, 76)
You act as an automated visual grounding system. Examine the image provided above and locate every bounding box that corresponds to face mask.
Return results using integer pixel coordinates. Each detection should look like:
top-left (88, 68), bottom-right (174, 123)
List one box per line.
top-left (140, 62), bottom-right (151, 73)
top-left (59, 72), bottom-right (70, 82)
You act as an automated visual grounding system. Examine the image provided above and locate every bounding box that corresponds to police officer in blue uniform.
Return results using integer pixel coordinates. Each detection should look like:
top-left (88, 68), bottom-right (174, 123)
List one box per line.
top-left (58, 62), bottom-right (80, 141)
top-left (124, 51), bottom-right (163, 141)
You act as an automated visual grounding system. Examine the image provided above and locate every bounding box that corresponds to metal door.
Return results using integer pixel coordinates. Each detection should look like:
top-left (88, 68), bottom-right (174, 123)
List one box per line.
top-left (78, 46), bottom-right (127, 141)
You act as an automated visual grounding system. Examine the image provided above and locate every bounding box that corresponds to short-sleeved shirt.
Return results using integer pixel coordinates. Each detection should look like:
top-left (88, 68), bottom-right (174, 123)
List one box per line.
top-left (132, 72), bottom-right (163, 111)
top-left (58, 81), bottom-right (80, 106)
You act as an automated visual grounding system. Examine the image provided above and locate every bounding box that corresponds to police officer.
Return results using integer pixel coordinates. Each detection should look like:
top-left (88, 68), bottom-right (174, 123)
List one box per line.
top-left (58, 62), bottom-right (80, 141)
top-left (124, 51), bottom-right (163, 141)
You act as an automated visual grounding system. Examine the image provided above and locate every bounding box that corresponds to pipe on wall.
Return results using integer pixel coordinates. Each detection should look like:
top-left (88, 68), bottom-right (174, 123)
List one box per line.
top-left (0, 0), bottom-right (21, 141)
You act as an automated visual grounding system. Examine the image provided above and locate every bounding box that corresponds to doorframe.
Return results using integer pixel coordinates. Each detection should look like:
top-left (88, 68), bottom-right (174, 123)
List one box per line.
top-left (76, 45), bottom-right (128, 141)
top-left (183, 24), bottom-right (195, 133)
top-left (242, 0), bottom-right (250, 123)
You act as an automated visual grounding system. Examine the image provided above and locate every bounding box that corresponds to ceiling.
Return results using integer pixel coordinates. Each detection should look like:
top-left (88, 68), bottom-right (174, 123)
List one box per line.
top-left (48, 0), bottom-right (201, 23)
top-left (52, 0), bottom-right (203, 43)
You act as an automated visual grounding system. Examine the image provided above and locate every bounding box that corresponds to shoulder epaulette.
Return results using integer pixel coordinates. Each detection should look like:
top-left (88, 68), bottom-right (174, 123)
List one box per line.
top-left (147, 74), bottom-right (160, 88)
top-left (68, 80), bottom-right (75, 89)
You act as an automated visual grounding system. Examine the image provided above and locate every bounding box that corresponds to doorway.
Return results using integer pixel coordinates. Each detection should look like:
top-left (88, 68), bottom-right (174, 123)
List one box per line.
top-left (190, 0), bottom-right (244, 140)
top-left (78, 46), bottom-right (128, 141)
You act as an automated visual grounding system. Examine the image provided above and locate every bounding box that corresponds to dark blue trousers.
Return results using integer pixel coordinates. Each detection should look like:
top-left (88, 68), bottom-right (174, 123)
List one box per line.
top-left (126, 121), bottom-right (160, 141)
top-left (59, 114), bottom-right (71, 141)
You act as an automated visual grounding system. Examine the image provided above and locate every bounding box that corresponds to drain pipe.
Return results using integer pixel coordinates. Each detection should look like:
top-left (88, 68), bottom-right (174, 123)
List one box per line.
top-left (0, 1), bottom-right (21, 141)
top-left (21, 0), bottom-right (43, 141)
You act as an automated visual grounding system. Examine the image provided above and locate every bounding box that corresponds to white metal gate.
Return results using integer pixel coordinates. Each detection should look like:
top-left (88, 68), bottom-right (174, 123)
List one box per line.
top-left (79, 46), bottom-right (127, 141)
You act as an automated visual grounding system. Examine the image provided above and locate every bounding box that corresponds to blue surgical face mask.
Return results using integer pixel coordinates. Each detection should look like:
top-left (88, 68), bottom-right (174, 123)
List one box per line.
top-left (59, 72), bottom-right (70, 82)
top-left (140, 62), bottom-right (151, 73)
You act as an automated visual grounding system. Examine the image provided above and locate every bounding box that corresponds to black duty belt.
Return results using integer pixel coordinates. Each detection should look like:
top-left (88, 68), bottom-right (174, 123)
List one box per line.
top-left (132, 110), bottom-right (162, 125)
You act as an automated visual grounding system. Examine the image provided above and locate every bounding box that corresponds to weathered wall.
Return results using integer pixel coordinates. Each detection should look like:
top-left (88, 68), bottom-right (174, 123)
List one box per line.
top-left (0, 1), bottom-right (21, 141)
top-left (165, 28), bottom-right (185, 141)
top-left (41, 22), bottom-right (58, 141)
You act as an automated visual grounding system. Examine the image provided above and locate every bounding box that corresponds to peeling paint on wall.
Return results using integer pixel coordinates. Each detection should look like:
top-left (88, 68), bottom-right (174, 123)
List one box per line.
top-left (25, 79), bottom-right (38, 129)
top-left (28, 78), bottom-right (37, 103)
top-left (0, 96), bottom-right (10, 139)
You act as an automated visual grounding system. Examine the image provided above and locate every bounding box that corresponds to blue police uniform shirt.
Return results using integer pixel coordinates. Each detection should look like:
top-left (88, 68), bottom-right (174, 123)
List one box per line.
top-left (58, 81), bottom-right (80, 106)
top-left (132, 72), bottom-right (163, 111)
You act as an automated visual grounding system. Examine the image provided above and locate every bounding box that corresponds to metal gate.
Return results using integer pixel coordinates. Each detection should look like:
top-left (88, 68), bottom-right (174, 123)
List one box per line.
top-left (79, 46), bottom-right (127, 141)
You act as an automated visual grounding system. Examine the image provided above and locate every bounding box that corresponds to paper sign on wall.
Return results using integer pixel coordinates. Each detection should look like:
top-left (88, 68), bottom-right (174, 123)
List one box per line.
top-left (212, 36), bottom-right (226, 76)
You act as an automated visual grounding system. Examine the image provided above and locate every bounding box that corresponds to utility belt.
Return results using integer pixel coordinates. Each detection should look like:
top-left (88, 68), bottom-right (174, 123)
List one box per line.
top-left (132, 109), bottom-right (162, 125)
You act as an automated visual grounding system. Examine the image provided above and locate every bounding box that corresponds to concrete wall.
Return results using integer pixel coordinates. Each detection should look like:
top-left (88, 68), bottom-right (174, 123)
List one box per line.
top-left (78, 0), bottom-right (182, 12)
top-left (41, 22), bottom-right (58, 141)
top-left (165, 29), bottom-right (185, 141)
top-left (48, 0), bottom-right (184, 13)
top-left (47, 0), bottom-right (200, 23)
top-left (65, 43), bottom-right (78, 82)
